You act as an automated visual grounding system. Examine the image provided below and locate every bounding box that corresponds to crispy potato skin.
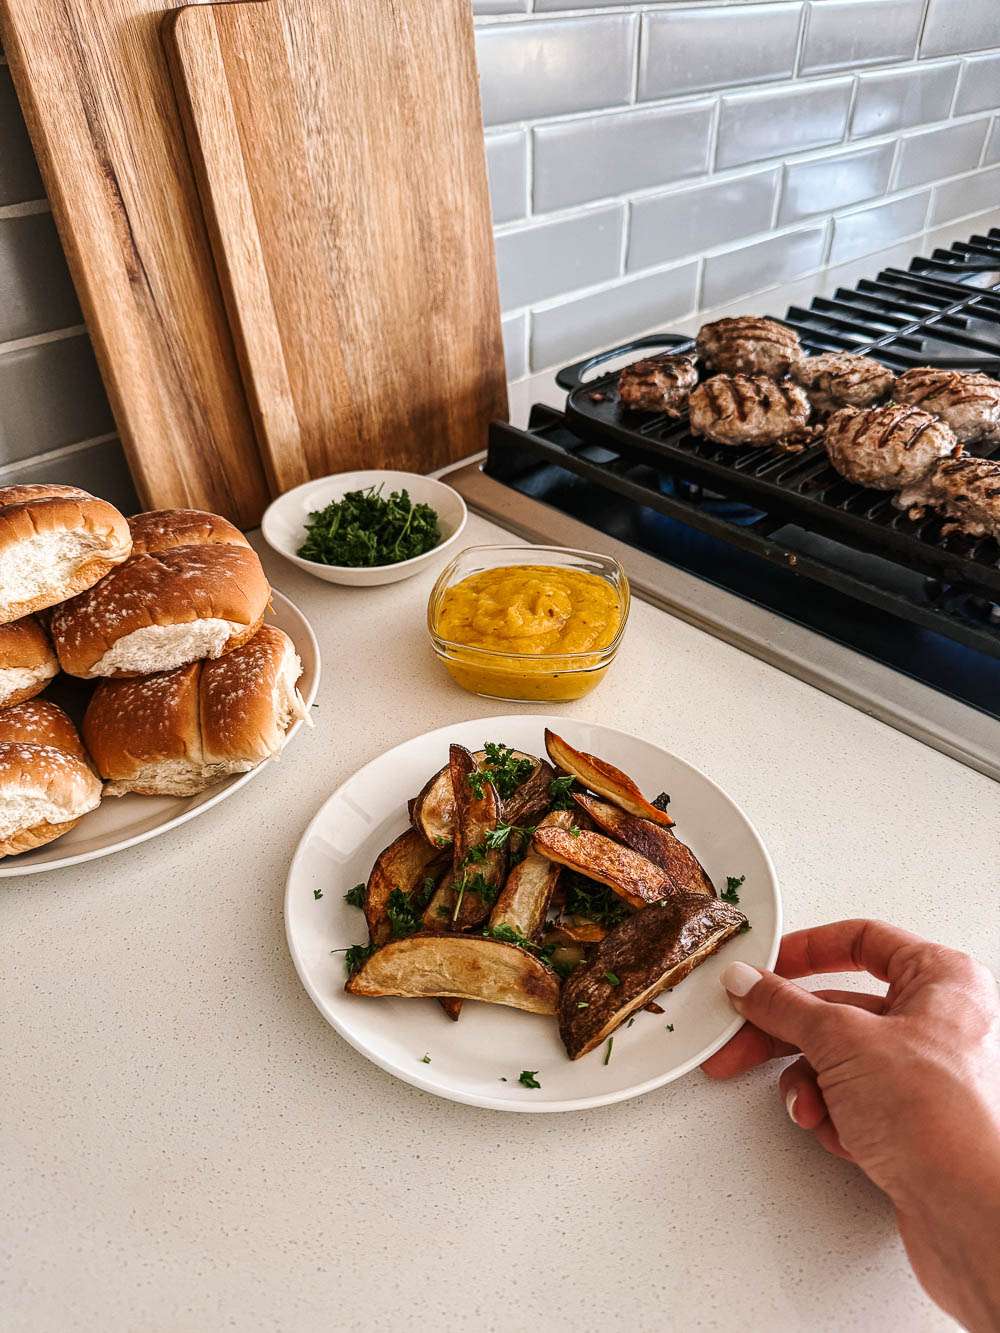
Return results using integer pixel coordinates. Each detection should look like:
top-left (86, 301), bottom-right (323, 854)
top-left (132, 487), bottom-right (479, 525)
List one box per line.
top-left (449, 744), bottom-right (507, 928)
top-left (490, 810), bottom-right (573, 940)
top-left (559, 895), bottom-right (747, 1058)
top-left (346, 934), bottom-right (559, 1014)
top-left (544, 729), bottom-right (674, 827)
top-left (573, 794), bottom-right (714, 896)
top-left (364, 830), bottom-right (450, 946)
top-left (411, 750), bottom-right (552, 847)
top-left (532, 826), bottom-right (673, 909)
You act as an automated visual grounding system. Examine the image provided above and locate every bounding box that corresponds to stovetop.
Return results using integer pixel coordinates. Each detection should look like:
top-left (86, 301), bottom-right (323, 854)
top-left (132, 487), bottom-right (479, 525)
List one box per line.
top-left (446, 230), bottom-right (1000, 783)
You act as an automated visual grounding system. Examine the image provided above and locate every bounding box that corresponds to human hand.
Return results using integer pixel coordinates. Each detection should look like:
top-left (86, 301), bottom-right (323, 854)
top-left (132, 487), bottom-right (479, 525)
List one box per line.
top-left (701, 919), bottom-right (1000, 1333)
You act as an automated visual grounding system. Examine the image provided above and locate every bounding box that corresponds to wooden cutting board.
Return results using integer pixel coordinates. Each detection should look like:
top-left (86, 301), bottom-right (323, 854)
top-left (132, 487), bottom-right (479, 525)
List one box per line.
top-left (164, 0), bottom-right (508, 493)
top-left (0, 0), bottom-right (271, 525)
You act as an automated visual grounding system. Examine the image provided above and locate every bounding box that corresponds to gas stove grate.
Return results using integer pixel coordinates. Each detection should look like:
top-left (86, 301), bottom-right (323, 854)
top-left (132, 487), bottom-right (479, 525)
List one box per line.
top-left (557, 228), bottom-right (1000, 602)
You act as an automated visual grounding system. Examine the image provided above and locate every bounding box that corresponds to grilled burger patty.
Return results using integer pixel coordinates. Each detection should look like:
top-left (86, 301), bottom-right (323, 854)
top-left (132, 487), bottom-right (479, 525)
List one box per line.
top-left (894, 367), bottom-right (1000, 445)
top-left (696, 316), bottom-right (802, 377)
top-left (617, 354), bottom-right (698, 414)
top-left (896, 455), bottom-right (1000, 540)
top-left (823, 404), bottom-right (960, 490)
top-left (791, 352), bottom-right (895, 414)
top-left (688, 373), bottom-right (812, 449)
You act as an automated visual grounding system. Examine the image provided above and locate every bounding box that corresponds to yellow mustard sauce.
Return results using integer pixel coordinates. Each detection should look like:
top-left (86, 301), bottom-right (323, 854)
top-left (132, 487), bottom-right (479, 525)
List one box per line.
top-left (432, 564), bottom-right (626, 701)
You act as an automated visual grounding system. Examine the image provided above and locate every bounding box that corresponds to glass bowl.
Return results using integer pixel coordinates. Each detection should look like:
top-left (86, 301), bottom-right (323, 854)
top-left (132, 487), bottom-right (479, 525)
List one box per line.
top-left (426, 544), bottom-right (630, 702)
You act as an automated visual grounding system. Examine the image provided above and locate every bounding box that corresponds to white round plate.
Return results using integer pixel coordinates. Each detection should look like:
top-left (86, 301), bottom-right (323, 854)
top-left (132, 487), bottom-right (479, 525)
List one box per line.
top-left (286, 716), bottom-right (780, 1113)
top-left (261, 469), bottom-right (467, 587)
top-left (0, 589), bottom-right (320, 877)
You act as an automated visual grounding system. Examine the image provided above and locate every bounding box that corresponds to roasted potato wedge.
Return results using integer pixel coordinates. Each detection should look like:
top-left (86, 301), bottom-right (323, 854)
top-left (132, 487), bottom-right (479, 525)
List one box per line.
top-left (548, 916), bottom-right (607, 944)
top-left (532, 826), bottom-right (674, 910)
top-left (545, 729), bottom-right (674, 827)
top-left (411, 749), bottom-right (550, 847)
top-left (573, 793), bottom-right (714, 896)
top-left (559, 894), bottom-right (747, 1057)
top-left (489, 810), bottom-right (573, 941)
top-left (364, 829), bottom-right (450, 946)
top-left (449, 744), bottom-right (506, 930)
top-left (346, 934), bottom-right (559, 1014)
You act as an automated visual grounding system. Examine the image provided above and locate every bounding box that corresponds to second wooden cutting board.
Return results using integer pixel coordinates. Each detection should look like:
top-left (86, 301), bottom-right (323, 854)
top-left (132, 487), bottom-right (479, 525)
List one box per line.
top-left (165, 0), bottom-right (508, 493)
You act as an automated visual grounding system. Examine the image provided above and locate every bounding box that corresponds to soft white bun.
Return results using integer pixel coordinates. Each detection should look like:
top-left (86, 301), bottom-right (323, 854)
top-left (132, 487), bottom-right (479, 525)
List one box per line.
top-left (49, 508), bottom-right (270, 679)
top-left (83, 624), bottom-right (307, 796)
top-left (0, 615), bottom-right (58, 709)
top-left (0, 484), bottom-right (132, 625)
top-left (0, 698), bottom-right (102, 857)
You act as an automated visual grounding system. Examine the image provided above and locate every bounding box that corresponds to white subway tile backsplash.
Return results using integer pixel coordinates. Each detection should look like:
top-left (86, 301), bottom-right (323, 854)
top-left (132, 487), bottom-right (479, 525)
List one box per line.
top-left (702, 226), bottom-right (827, 307)
top-left (639, 4), bottom-right (802, 102)
top-left (530, 261), bottom-right (698, 371)
top-left (851, 63), bottom-right (960, 139)
top-left (778, 143), bottom-right (895, 224)
top-left (800, 0), bottom-right (923, 77)
top-left (494, 206), bottom-right (624, 311)
top-left (0, 437), bottom-right (139, 514)
top-left (930, 163), bottom-right (1000, 226)
top-left (475, 16), bottom-right (636, 128)
top-left (828, 189), bottom-right (930, 264)
top-left (921, 3), bottom-right (1000, 60)
top-left (0, 333), bottom-right (113, 465)
top-left (628, 168), bottom-right (779, 272)
top-left (501, 313), bottom-right (527, 380)
top-left (532, 102), bottom-right (713, 214)
top-left (983, 118), bottom-right (1000, 166)
top-left (485, 131), bottom-right (528, 225)
top-left (0, 215), bottom-right (81, 343)
top-left (953, 53), bottom-right (1000, 116)
top-left (716, 79), bottom-right (853, 170)
top-left (473, 0), bottom-right (527, 13)
top-left (894, 119), bottom-right (990, 190)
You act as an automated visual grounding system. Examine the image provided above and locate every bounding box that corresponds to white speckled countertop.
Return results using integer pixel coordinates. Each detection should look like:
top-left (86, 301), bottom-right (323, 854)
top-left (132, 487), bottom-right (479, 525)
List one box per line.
top-left (3, 515), bottom-right (997, 1332)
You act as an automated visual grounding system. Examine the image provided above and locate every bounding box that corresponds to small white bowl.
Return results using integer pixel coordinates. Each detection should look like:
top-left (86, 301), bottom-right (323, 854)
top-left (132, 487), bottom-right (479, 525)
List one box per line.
top-left (261, 470), bottom-right (468, 587)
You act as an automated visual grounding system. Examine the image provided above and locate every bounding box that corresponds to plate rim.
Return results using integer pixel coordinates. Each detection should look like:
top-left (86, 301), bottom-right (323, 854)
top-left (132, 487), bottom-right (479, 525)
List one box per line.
top-left (0, 588), bottom-right (321, 877)
top-left (284, 714), bottom-right (782, 1113)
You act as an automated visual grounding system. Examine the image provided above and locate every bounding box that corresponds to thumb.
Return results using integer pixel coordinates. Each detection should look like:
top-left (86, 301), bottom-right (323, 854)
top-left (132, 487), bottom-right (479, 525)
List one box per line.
top-left (721, 961), bottom-right (846, 1057)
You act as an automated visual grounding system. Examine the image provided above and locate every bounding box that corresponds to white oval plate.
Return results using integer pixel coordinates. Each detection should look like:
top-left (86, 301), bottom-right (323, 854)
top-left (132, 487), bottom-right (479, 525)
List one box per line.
top-left (0, 589), bottom-right (320, 876)
top-left (286, 716), bottom-right (780, 1113)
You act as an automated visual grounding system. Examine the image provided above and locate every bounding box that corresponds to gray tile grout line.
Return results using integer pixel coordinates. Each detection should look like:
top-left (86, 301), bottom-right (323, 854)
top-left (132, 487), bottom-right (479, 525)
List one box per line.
top-left (0, 432), bottom-right (120, 480)
top-left (0, 199), bottom-right (51, 219)
top-left (0, 324), bottom-right (88, 356)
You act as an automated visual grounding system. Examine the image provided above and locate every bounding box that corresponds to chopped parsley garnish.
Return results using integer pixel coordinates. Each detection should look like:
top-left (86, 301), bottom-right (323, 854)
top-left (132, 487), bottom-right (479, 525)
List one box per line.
top-left (332, 943), bottom-right (374, 977)
top-left (721, 874), bottom-right (745, 905)
top-left (603, 1037), bottom-right (614, 1066)
top-left (344, 883), bottom-right (365, 908)
top-left (569, 825), bottom-right (581, 838)
top-left (738, 921), bottom-right (752, 934)
top-left (297, 484), bottom-right (440, 568)
top-left (386, 888), bottom-right (423, 939)
top-left (665, 1024), bottom-right (674, 1033)
top-left (433, 835), bottom-right (450, 848)
top-left (419, 1054), bottom-right (431, 1064)
top-left (576, 1001), bottom-right (589, 1009)
top-left (483, 923), bottom-right (537, 952)
top-left (464, 843), bottom-right (487, 864)
top-left (627, 1016), bottom-right (635, 1028)
top-left (313, 888), bottom-right (323, 900)
top-left (436, 905), bottom-right (451, 920)
top-left (451, 870), bottom-right (500, 923)
top-left (483, 819), bottom-right (537, 852)
top-left (468, 743), bottom-right (535, 801)
top-left (518, 1070), bottom-right (541, 1089)
top-left (603, 971), bottom-right (621, 987)
top-left (652, 792), bottom-right (671, 813)
top-left (563, 873), bottom-right (629, 929)
top-left (548, 774), bottom-right (577, 810)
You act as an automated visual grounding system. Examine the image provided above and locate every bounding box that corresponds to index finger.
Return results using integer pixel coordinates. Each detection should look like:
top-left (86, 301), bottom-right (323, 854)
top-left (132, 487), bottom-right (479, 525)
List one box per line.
top-left (776, 918), bottom-right (924, 983)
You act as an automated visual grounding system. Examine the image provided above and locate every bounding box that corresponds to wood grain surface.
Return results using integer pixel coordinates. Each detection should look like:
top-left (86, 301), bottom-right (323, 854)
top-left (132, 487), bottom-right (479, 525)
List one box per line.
top-left (0, 0), bottom-right (271, 524)
top-left (165, 0), bottom-right (508, 493)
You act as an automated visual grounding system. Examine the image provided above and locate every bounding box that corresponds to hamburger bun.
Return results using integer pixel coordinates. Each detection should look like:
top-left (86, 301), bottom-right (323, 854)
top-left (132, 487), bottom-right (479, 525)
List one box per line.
top-left (49, 509), bottom-right (270, 679)
top-left (0, 615), bottom-right (59, 710)
top-left (0, 698), bottom-right (102, 857)
top-left (0, 484), bottom-right (132, 625)
top-left (83, 624), bottom-right (307, 796)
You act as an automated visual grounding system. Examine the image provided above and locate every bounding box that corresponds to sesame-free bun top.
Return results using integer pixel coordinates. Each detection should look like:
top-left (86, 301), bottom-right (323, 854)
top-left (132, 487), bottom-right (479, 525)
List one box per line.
top-left (0, 615), bottom-right (59, 710)
top-left (0, 698), bottom-right (102, 858)
top-left (83, 624), bottom-right (306, 796)
top-left (0, 484), bottom-right (132, 625)
top-left (49, 508), bottom-right (270, 679)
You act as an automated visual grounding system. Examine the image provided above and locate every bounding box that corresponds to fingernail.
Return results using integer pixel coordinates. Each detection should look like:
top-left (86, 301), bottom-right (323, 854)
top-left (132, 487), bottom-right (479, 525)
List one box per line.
top-left (786, 1089), bottom-right (800, 1125)
top-left (721, 961), bottom-right (762, 997)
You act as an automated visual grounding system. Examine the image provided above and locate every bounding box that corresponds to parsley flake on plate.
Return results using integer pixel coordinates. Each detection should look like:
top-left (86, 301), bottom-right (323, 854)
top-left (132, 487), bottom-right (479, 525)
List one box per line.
top-left (721, 874), bottom-right (745, 905)
top-left (518, 1070), bottom-right (541, 1089)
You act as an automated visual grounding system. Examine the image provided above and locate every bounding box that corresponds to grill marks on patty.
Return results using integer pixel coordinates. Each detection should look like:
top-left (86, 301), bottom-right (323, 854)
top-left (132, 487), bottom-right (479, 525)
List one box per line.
top-left (617, 354), bottom-right (698, 415)
top-left (823, 403), bottom-right (960, 490)
top-left (689, 373), bottom-right (812, 448)
top-left (791, 353), bottom-right (895, 415)
top-left (895, 367), bottom-right (1000, 444)
top-left (696, 316), bottom-right (802, 378)
top-left (896, 455), bottom-right (1000, 540)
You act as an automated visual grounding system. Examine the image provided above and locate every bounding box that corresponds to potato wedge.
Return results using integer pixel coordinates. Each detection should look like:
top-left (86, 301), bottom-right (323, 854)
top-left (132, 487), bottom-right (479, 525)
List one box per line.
top-left (545, 729), bottom-right (674, 827)
top-left (489, 810), bottom-right (573, 941)
top-left (346, 934), bottom-right (559, 1014)
top-left (559, 894), bottom-right (747, 1058)
top-left (449, 744), bottom-right (506, 930)
top-left (364, 829), bottom-right (450, 946)
top-left (411, 748), bottom-right (550, 848)
top-left (573, 793), bottom-right (714, 897)
top-left (532, 826), bottom-right (674, 910)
